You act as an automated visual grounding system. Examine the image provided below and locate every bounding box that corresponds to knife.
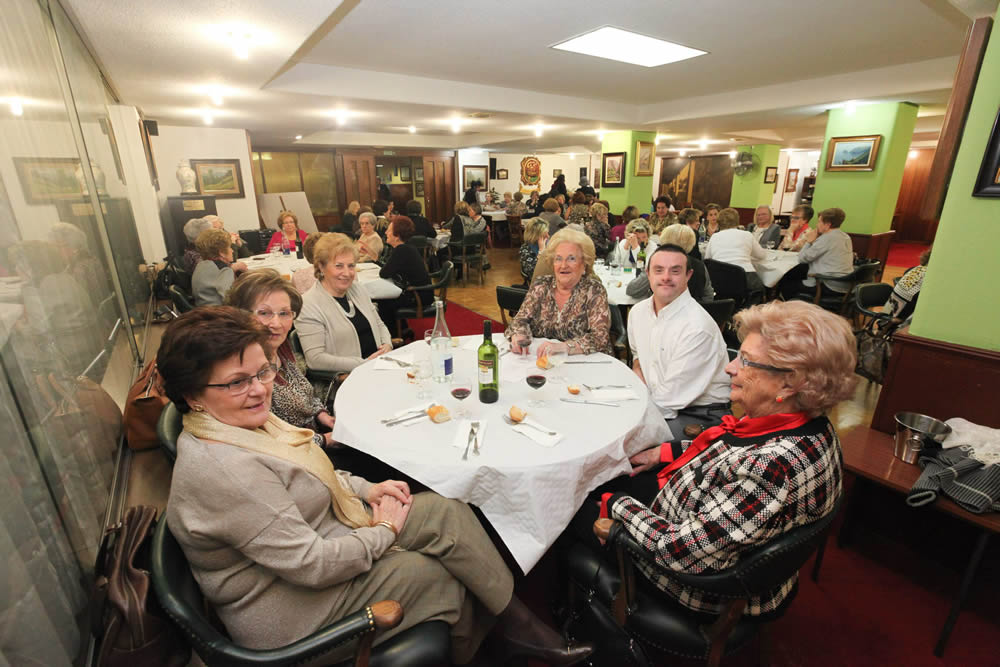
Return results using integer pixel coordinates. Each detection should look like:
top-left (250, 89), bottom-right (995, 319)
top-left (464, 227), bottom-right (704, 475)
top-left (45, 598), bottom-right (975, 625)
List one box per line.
top-left (385, 412), bottom-right (427, 427)
top-left (564, 359), bottom-right (614, 364)
top-left (560, 398), bottom-right (620, 407)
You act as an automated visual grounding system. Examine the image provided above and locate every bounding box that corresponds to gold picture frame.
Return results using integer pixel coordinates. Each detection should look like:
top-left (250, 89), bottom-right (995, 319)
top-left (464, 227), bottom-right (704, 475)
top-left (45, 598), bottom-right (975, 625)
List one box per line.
top-left (190, 159), bottom-right (245, 198)
top-left (825, 135), bottom-right (883, 172)
top-left (13, 157), bottom-right (83, 204)
top-left (634, 140), bottom-right (655, 176)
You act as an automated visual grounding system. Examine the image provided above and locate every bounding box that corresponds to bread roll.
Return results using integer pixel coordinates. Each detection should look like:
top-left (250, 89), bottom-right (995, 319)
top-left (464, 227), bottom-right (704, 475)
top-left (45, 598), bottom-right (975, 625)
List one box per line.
top-left (427, 405), bottom-right (451, 423)
top-left (567, 385), bottom-right (581, 395)
top-left (536, 356), bottom-right (553, 370)
top-left (509, 406), bottom-right (527, 423)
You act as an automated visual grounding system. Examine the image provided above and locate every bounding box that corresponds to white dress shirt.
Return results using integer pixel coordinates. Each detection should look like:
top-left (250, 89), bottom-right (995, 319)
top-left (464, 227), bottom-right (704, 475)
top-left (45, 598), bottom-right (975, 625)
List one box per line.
top-left (799, 228), bottom-right (854, 292)
top-left (627, 290), bottom-right (731, 419)
top-left (704, 228), bottom-right (766, 272)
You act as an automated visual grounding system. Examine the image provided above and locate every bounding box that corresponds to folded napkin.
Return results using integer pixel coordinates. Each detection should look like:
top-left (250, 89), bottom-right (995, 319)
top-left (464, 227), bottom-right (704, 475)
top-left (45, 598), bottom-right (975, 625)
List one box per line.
top-left (509, 417), bottom-right (562, 448)
top-left (449, 419), bottom-right (488, 449)
top-left (385, 403), bottom-right (431, 423)
top-left (588, 389), bottom-right (639, 401)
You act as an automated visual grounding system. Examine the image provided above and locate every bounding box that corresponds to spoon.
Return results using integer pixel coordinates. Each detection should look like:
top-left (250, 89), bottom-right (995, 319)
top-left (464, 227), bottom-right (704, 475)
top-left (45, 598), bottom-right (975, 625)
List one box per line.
top-left (502, 415), bottom-right (556, 435)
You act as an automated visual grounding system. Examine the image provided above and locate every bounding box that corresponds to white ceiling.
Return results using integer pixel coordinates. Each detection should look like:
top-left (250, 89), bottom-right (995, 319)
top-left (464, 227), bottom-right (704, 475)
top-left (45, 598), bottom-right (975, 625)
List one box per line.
top-left (63, 0), bottom-right (974, 154)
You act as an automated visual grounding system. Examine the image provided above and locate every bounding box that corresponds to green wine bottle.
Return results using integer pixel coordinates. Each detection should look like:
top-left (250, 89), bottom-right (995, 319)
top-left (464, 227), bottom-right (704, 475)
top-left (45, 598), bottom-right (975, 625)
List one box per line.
top-left (477, 320), bottom-right (499, 403)
top-left (636, 243), bottom-right (647, 272)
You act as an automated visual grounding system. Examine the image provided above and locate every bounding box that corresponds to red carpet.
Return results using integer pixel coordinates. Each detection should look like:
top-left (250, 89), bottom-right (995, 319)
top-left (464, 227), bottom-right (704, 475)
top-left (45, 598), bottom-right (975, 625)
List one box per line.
top-left (407, 301), bottom-right (503, 338)
top-left (887, 242), bottom-right (930, 269)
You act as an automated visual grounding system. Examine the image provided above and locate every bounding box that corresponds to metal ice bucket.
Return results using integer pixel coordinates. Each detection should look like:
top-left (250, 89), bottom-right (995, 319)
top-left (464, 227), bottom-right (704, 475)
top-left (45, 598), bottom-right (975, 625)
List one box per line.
top-left (893, 412), bottom-right (952, 464)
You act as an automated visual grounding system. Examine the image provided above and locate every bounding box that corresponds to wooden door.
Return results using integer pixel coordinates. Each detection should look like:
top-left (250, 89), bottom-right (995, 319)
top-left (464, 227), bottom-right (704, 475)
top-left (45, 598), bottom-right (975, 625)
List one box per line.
top-left (338, 153), bottom-right (377, 209)
top-left (893, 148), bottom-right (936, 243)
top-left (422, 155), bottom-right (455, 224)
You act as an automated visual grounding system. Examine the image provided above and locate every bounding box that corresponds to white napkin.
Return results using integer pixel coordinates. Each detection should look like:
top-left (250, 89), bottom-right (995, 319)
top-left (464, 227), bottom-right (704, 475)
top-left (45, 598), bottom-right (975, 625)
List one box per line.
top-left (372, 348), bottom-right (420, 370)
top-left (449, 419), bottom-right (488, 450)
top-left (509, 417), bottom-right (562, 448)
top-left (588, 389), bottom-right (640, 401)
top-left (385, 403), bottom-right (431, 422)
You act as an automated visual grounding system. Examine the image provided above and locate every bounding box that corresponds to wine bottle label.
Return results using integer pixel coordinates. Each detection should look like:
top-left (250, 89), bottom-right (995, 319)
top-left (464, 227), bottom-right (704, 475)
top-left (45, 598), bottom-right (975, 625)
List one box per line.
top-left (478, 359), bottom-right (494, 384)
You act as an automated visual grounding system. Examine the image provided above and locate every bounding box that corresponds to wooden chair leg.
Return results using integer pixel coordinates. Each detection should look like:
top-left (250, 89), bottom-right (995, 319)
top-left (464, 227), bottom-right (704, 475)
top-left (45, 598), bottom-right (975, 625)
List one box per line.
top-left (811, 533), bottom-right (828, 582)
top-left (705, 599), bottom-right (746, 667)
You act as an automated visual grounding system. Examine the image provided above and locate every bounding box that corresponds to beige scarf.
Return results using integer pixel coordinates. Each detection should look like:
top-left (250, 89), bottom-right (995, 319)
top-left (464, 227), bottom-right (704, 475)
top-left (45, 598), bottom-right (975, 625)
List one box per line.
top-left (183, 410), bottom-right (370, 529)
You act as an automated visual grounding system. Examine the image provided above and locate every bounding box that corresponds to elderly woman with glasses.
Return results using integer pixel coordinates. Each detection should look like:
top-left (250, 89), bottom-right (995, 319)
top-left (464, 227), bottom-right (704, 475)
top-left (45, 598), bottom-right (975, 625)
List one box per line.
top-left (572, 300), bottom-right (855, 622)
top-left (225, 269), bottom-right (335, 446)
top-left (507, 227), bottom-right (611, 358)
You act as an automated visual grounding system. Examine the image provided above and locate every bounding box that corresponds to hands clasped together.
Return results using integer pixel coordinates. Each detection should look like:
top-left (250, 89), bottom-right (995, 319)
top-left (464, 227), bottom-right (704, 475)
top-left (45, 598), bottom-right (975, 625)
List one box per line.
top-left (368, 480), bottom-right (413, 536)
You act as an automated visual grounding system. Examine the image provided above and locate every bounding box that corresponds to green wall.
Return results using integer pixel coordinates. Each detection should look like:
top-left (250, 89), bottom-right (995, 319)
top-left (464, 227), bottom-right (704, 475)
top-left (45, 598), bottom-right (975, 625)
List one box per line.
top-left (910, 11), bottom-right (1000, 351)
top-left (730, 144), bottom-right (780, 208)
top-left (599, 130), bottom-right (656, 214)
top-left (811, 102), bottom-right (917, 234)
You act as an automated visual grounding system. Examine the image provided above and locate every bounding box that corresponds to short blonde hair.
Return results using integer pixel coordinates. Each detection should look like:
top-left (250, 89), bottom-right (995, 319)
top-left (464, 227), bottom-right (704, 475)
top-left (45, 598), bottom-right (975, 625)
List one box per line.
top-left (277, 210), bottom-right (298, 228)
top-left (195, 228), bottom-right (232, 259)
top-left (543, 198), bottom-right (561, 213)
top-left (532, 227), bottom-right (596, 281)
top-left (302, 232), bottom-right (324, 264)
top-left (718, 208), bottom-right (741, 230)
top-left (621, 206), bottom-right (640, 223)
top-left (523, 218), bottom-right (549, 244)
top-left (590, 202), bottom-right (608, 221)
top-left (657, 223), bottom-right (697, 253)
top-left (755, 205), bottom-right (774, 225)
top-left (312, 232), bottom-right (358, 281)
top-left (625, 220), bottom-right (649, 236)
top-left (454, 201), bottom-right (470, 216)
top-left (346, 201), bottom-right (360, 215)
top-left (734, 301), bottom-right (857, 417)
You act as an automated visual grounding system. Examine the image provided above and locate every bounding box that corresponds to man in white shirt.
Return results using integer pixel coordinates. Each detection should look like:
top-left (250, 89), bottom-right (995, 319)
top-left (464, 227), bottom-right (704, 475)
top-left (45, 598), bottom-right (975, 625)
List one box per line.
top-left (628, 244), bottom-right (731, 439)
top-left (799, 207), bottom-right (854, 293)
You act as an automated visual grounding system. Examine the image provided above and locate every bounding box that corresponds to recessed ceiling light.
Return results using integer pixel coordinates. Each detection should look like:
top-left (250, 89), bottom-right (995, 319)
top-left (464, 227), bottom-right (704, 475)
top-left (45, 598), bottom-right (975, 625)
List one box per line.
top-left (844, 100), bottom-right (858, 115)
top-left (678, 149), bottom-right (687, 156)
top-left (202, 112), bottom-right (214, 125)
top-left (569, 153), bottom-right (576, 159)
top-left (699, 140), bottom-right (709, 150)
top-left (334, 109), bottom-right (349, 126)
top-left (596, 131), bottom-right (605, 142)
top-left (654, 136), bottom-right (661, 145)
top-left (908, 150), bottom-right (918, 159)
top-left (552, 26), bottom-right (706, 68)
top-left (728, 151), bottom-right (737, 158)
top-left (451, 119), bottom-right (462, 133)
top-left (228, 31), bottom-right (251, 59)
top-left (534, 123), bottom-right (545, 137)
top-left (9, 97), bottom-right (23, 116)
top-left (408, 125), bottom-right (416, 133)
top-left (295, 135), bottom-right (302, 140)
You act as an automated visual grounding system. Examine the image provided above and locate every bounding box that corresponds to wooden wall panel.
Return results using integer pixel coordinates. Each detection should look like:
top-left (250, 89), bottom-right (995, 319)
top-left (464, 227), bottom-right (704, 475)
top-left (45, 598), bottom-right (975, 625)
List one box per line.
top-left (848, 230), bottom-right (895, 275)
top-left (893, 149), bottom-right (936, 243)
top-left (872, 328), bottom-right (1000, 434)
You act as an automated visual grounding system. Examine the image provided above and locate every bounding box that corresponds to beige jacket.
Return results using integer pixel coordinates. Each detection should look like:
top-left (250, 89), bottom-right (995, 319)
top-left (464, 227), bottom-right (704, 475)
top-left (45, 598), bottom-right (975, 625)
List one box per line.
top-left (297, 282), bottom-right (392, 372)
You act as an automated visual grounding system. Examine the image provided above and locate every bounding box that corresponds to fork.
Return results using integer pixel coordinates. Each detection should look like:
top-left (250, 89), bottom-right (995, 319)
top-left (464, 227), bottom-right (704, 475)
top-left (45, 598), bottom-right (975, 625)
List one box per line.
top-left (471, 421), bottom-right (481, 455)
top-left (382, 356), bottom-right (412, 368)
top-left (581, 383), bottom-right (628, 390)
top-left (462, 423), bottom-right (475, 460)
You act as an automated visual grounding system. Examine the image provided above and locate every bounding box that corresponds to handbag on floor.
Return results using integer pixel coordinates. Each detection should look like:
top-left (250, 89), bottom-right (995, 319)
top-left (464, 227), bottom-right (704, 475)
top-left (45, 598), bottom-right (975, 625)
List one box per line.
top-left (123, 358), bottom-right (169, 450)
top-left (91, 506), bottom-right (190, 667)
top-left (855, 319), bottom-right (898, 384)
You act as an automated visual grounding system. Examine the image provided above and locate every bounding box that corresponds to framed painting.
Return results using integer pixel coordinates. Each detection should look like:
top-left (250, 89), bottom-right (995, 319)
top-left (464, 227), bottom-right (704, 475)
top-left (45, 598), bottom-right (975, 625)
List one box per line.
top-left (973, 107), bottom-right (1000, 197)
top-left (13, 157), bottom-right (83, 204)
top-left (602, 152), bottom-right (626, 188)
top-left (496, 168), bottom-right (509, 179)
top-left (414, 167), bottom-right (424, 182)
top-left (634, 140), bottom-right (655, 176)
top-left (415, 182), bottom-right (425, 197)
top-left (785, 168), bottom-right (799, 192)
top-left (463, 164), bottom-right (488, 191)
top-left (764, 166), bottom-right (778, 183)
top-left (553, 169), bottom-right (562, 178)
top-left (825, 135), bottom-right (883, 172)
top-left (190, 158), bottom-right (245, 198)
top-left (399, 165), bottom-right (411, 181)
top-left (580, 166), bottom-right (587, 179)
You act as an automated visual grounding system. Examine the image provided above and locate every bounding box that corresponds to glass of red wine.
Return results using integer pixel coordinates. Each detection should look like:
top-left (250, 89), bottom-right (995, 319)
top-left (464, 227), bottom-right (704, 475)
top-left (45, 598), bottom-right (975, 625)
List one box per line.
top-left (526, 374), bottom-right (547, 407)
top-left (450, 375), bottom-right (473, 417)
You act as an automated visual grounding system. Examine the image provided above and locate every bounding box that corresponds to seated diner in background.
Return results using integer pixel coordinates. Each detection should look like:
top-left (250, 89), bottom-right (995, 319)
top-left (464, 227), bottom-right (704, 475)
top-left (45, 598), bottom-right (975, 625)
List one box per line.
top-left (224, 269), bottom-right (335, 445)
top-left (610, 205), bottom-right (640, 242)
top-left (378, 216), bottom-right (432, 325)
top-left (292, 232), bottom-right (324, 294)
top-left (539, 197), bottom-right (565, 236)
top-left (565, 191), bottom-right (592, 228)
top-left (519, 218), bottom-right (549, 283)
top-left (506, 191), bottom-right (529, 218)
top-left (611, 220), bottom-right (658, 269)
top-left (883, 247), bottom-right (931, 323)
top-left (372, 199), bottom-right (392, 234)
top-left (583, 201), bottom-right (612, 257)
top-left (181, 217), bottom-right (212, 272)
top-left (297, 233), bottom-right (393, 372)
top-left (192, 228), bottom-right (245, 306)
top-left (266, 210), bottom-right (309, 253)
top-left (204, 214), bottom-right (251, 259)
top-left (779, 205), bottom-right (813, 252)
top-left (405, 199), bottom-right (436, 238)
top-left (704, 207), bottom-right (767, 293)
top-left (342, 200), bottom-right (361, 236)
top-left (704, 203), bottom-right (721, 238)
top-left (627, 244), bottom-right (730, 436)
top-left (526, 189), bottom-right (543, 216)
top-left (646, 196), bottom-right (674, 236)
top-left (355, 212), bottom-right (384, 263)
top-left (798, 207), bottom-right (854, 295)
top-left (507, 228), bottom-right (611, 357)
top-left (751, 205), bottom-right (782, 248)
top-left (678, 207), bottom-right (704, 258)
top-left (573, 300), bottom-right (855, 621)
top-left (626, 223), bottom-right (714, 302)
top-left (157, 307), bottom-right (592, 665)
top-left (577, 176), bottom-right (597, 197)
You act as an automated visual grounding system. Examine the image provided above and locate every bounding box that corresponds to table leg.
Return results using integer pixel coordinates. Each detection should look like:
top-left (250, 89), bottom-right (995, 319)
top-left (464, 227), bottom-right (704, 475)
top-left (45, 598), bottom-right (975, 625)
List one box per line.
top-left (933, 530), bottom-right (990, 658)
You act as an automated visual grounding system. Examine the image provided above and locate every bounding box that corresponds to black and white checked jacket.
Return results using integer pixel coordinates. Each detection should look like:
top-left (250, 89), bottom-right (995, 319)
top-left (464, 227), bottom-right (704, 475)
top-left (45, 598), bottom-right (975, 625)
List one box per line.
top-left (609, 417), bottom-right (842, 616)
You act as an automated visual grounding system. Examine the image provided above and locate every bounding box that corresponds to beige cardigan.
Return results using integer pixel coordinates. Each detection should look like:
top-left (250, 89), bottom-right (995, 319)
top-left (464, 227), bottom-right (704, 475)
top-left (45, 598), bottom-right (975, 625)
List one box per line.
top-left (297, 281), bottom-right (392, 372)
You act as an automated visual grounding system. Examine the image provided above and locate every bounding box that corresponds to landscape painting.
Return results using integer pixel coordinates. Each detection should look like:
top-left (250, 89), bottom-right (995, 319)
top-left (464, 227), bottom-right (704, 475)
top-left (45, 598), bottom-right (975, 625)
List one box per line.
top-left (602, 152), bottom-right (626, 188)
top-left (826, 135), bottom-right (882, 172)
top-left (191, 159), bottom-right (244, 198)
top-left (14, 157), bottom-right (83, 204)
top-left (635, 140), bottom-right (654, 176)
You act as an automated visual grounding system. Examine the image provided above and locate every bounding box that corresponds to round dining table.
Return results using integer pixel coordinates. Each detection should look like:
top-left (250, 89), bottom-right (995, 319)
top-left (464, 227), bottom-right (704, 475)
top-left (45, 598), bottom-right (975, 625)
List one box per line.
top-left (332, 335), bottom-right (670, 572)
top-left (753, 249), bottom-right (802, 288)
top-left (244, 254), bottom-right (402, 300)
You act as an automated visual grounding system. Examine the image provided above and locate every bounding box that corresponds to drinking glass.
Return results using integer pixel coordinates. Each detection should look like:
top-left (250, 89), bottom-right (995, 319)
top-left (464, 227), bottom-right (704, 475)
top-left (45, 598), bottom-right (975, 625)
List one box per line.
top-left (415, 358), bottom-right (432, 400)
top-left (525, 374), bottom-right (547, 407)
top-left (450, 374), bottom-right (474, 417)
top-left (423, 329), bottom-right (434, 346)
top-left (513, 330), bottom-right (532, 356)
top-left (547, 348), bottom-right (568, 383)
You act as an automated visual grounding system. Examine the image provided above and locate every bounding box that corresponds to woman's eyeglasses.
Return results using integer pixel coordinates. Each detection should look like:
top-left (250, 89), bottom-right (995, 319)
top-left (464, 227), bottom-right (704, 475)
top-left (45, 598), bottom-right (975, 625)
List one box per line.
top-left (204, 364), bottom-right (278, 395)
top-left (255, 309), bottom-right (295, 321)
top-left (737, 352), bottom-right (791, 374)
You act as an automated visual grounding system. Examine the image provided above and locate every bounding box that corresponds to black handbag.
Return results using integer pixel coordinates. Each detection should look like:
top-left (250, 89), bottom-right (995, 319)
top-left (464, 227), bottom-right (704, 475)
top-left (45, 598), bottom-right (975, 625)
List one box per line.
top-left (855, 319), bottom-right (898, 384)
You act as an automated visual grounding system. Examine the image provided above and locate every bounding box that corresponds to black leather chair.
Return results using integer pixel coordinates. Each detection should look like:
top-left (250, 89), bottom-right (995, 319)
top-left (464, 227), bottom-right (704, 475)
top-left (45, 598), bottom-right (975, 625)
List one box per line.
top-left (803, 261), bottom-right (882, 314)
top-left (394, 262), bottom-right (454, 337)
top-left (853, 281), bottom-right (893, 327)
top-left (495, 285), bottom-right (527, 328)
top-left (448, 233), bottom-right (487, 287)
top-left (168, 284), bottom-right (195, 313)
top-left (151, 518), bottom-right (452, 667)
top-left (704, 259), bottom-right (762, 310)
top-left (699, 298), bottom-right (736, 333)
top-left (238, 229), bottom-right (266, 255)
top-left (407, 235), bottom-right (436, 272)
top-left (156, 401), bottom-right (182, 463)
top-left (568, 497), bottom-right (841, 666)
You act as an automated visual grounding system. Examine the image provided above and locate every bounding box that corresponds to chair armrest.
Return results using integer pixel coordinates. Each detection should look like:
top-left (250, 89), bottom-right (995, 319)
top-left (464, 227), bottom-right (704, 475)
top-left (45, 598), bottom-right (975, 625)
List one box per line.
top-left (810, 273), bottom-right (844, 281)
top-left (306, 368), bottom-right (340, 385)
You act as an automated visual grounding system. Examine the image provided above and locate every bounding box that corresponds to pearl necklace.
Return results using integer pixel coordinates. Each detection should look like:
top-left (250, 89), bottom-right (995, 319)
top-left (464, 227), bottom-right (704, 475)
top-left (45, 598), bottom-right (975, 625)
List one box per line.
top-left (322, 281), bottom-right (356, 317)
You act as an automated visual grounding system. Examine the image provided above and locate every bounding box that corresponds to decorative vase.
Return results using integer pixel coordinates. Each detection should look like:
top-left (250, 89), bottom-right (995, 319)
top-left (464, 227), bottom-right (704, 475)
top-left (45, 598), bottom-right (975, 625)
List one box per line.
top-left (176, 160), bottom-right (197, 194)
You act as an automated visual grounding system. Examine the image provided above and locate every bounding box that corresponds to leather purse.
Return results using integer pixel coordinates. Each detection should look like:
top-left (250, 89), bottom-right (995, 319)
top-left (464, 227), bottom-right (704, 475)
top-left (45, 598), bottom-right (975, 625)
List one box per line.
top-left (123, 358), bottom-right (169, 450)
top-left (91, 506), bottom-right (190, 667)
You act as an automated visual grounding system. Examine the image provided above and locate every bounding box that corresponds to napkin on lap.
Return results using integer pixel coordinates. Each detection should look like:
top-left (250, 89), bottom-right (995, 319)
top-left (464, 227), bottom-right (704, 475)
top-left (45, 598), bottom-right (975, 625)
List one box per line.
top-left (449, 419), bottom-right (488, 448)
top-left (510, 418), bottom-right (562, 447)
top-left (588, 389), bottom-right (639, 401)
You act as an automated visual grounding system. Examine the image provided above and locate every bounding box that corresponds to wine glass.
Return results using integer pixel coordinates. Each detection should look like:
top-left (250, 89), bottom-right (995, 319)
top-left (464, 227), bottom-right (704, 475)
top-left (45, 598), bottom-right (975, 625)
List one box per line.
top-left (525, 374), bottom-right (547, 407)
top-left (423, 329), bottom-right (434, 346)
top-left (547, 348), bottom-right (568, 383)
top-left (513, 330), bottom-right (532, 356)
top-left (450, 374), bottom-right (473, 417)
top-left (414, 358), bottom-right (433, 400)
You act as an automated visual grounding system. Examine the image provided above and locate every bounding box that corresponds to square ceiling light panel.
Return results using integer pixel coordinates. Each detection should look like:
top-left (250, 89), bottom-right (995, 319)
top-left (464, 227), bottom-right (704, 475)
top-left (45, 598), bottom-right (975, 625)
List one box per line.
top-left (552, 27), bottom-right (707, 67)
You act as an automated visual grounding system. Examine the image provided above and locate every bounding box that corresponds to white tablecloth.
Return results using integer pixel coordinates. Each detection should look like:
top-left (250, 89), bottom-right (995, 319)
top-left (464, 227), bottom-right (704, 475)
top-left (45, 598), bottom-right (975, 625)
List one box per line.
top-left (593, 264), bottom-right (642, 305)
top-left (244, 255), bottom-right (402, 300)
top-left (753, 249), bottom-right (802, 288)
top-left (332, 336), bottom-right (670, 572)
top-left (431, 231), bottom-right (451, 250)
top-left (481, 209), bottom-right (507, 221)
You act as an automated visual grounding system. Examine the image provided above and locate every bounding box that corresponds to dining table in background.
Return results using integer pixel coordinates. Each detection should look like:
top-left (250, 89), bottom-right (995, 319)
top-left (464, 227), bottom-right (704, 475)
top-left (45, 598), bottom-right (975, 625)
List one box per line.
top-left (332, 335), bottom-right (671, 572)
top-left (244, 254), bottom-right (402, 300)
top-left (753, 248), bottom-right (803, 288)
top-left (593, 263), bottom-right (642, 306)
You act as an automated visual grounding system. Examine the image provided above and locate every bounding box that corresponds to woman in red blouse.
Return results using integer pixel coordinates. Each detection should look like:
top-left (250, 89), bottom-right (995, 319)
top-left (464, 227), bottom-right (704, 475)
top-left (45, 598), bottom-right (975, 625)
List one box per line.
top-left (266, 210), bottom-right (309, 253)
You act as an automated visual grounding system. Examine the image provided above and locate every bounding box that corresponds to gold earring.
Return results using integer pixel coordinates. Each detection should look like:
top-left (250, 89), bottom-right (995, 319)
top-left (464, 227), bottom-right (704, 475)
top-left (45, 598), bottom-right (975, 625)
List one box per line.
top-left (775, 396), bottom-right (784, 403)
top-left (192, 403), bottom-right (204, 412)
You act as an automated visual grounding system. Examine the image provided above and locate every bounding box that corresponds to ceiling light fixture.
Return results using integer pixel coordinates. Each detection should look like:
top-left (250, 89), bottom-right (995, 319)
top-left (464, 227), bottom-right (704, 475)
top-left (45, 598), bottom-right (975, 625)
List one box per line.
top-left (9, 98), bottom-right (23, 116)
top-left (552, 26), bottom-right (707, 68)
top-left (728, 151), bottom-right (737, 158)
top-left (202, 111), bottom-right (214, 125)
top-left (569, 153), bottom-right (576, 159)
top-left (844, 100), bottom-right (857, 115)
top-left (295, 134), bottom-right (302, 140)
top-left (596, 131), bottom-right (605, 142)
top-left (654, 136), bottom-right (661, 145)
top-left (699, 140), bottom-right (709, 150)
top-left (908, 150), bottom-right (918, 159)
top-left (408, 125), bottom-right (416, 133)
top-left (228, 30), bottom-right (251, 60)
top-left (334, 109), bottom-right (348, 126)
top-left (679, 149), bottom-right (687, 156)
top-left (210, 90), bottom-right (224, 106)
top-left (451, 119), bottom-right (462, 133)
top-left (534, 123), bottom-right (544, 137)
